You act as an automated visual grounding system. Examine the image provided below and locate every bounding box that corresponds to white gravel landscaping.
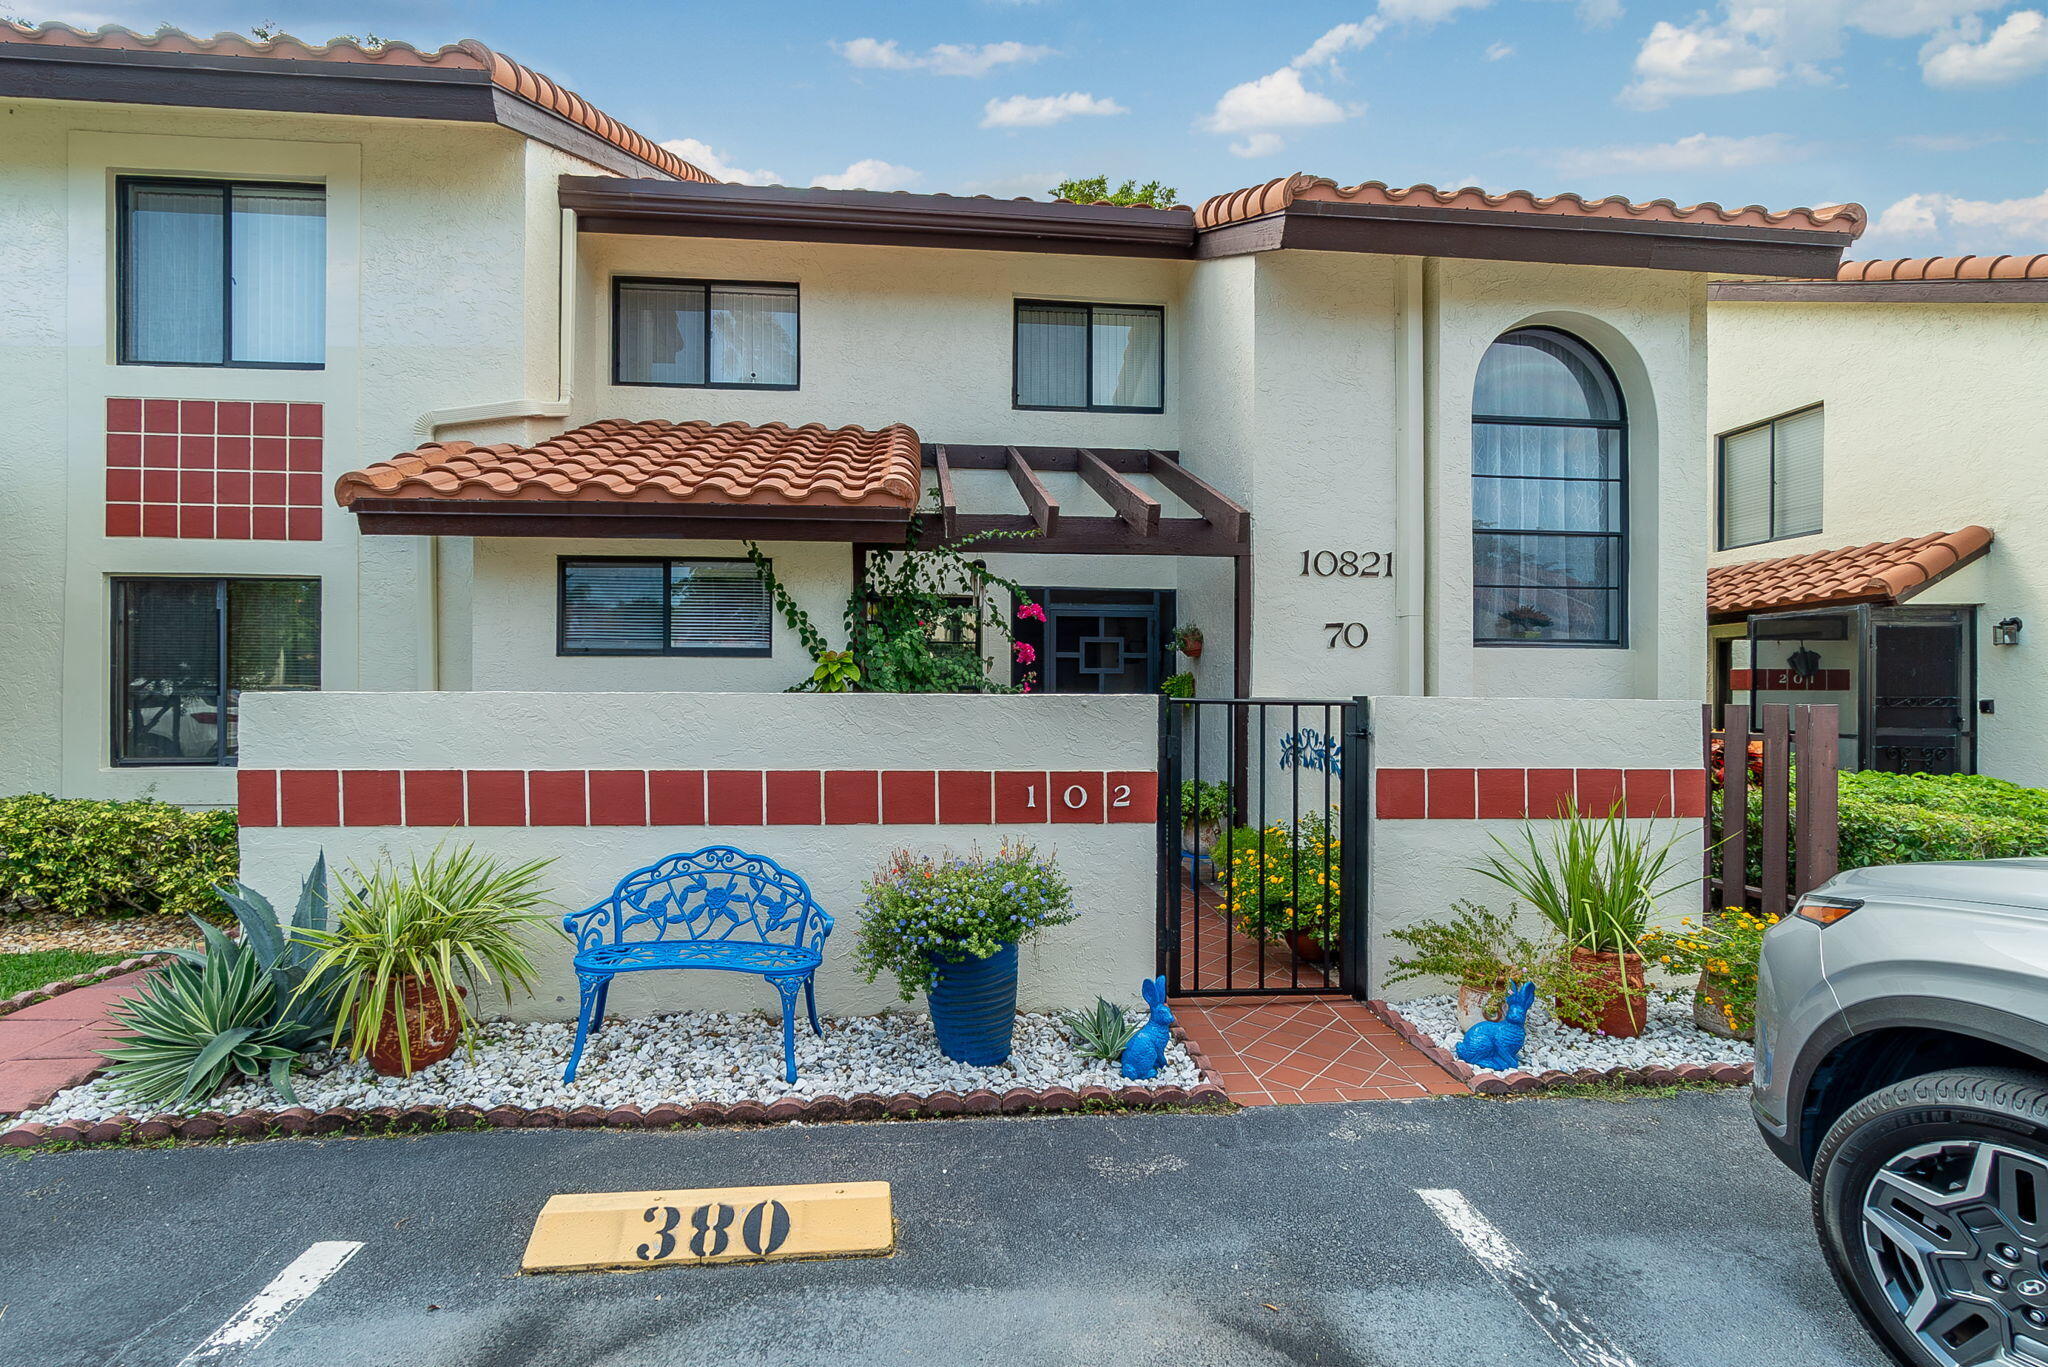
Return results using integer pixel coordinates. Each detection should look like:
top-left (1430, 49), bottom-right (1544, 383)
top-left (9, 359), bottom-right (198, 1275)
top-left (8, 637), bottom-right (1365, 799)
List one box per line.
top-left (1388, 990), bottom-right (1755, 1076)
top-left (22, 1007), bottom-right (1204, 1124)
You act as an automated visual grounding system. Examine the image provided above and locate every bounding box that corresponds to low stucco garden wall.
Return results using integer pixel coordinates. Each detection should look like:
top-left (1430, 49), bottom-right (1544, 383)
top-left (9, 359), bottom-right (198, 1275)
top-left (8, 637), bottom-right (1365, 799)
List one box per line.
top-left (235, 691), bottom-right (1158, 1021)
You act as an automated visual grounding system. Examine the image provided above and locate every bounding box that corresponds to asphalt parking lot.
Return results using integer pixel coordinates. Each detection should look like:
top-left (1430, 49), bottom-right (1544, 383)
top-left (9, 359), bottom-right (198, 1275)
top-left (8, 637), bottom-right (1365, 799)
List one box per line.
top-left (0, 1088), bottom-right (1879, 1367)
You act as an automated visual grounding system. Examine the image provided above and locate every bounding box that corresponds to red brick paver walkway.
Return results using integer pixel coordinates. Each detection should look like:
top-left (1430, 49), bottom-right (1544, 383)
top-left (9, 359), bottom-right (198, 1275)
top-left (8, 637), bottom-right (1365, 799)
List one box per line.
top-left (1178, 996), bottom-right (1468, 1105)
top-left (0, 972), bottom-right (146, 1115)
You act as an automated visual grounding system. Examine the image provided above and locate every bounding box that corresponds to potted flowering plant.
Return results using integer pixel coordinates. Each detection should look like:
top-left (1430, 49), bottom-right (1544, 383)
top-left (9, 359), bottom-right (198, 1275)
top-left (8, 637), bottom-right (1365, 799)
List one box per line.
top-left (1497, 604), bottom-right (1554, 640)
top-left (854, 843), bottom-right (1075, 1064)
top-left (1172, 624), bottom-right (1204, 659)
top-left (1642, 907), bottom-right (1779, 1040)
top-left (1216, 813), bottom-right (1340, 962)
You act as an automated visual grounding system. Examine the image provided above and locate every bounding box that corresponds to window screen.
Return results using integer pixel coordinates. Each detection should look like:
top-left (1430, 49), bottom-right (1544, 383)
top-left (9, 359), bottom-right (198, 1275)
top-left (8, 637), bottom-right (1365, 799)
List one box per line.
top-left (560, 558), bottom-right (773, 656)
top-left (1471, 328), bottom-right (1627, 646)
top-left (1014, 301), bottom-right (1164, 411)
top-left (113, 577), bottom-right (320, 765)
top-left (119, 178), bottom-right (325, 367)
top-left (613, 279), bottom-right (798, 388)
top-left (1718, 406), bottom-right (1823, 549)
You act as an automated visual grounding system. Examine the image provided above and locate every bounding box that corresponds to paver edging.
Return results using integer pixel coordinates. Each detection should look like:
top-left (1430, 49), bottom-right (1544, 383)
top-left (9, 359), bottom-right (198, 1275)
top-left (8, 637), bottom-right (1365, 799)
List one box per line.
top-left (1366, 999), bottom-right (1753, 1095)
top-left (0, 954), bottom-right (169, 1020)
top-left (0, 1019), bottom-right (1238, 1148)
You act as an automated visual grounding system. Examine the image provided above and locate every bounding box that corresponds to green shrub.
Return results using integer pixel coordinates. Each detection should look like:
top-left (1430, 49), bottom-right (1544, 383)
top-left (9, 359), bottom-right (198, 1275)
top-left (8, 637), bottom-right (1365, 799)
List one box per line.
top-left (1217, 812), bottom-right (1339, 944)
top-left (1723, 770), bottom-right (2048, 877)
top-left (0, 794), bottom-right (237, 921)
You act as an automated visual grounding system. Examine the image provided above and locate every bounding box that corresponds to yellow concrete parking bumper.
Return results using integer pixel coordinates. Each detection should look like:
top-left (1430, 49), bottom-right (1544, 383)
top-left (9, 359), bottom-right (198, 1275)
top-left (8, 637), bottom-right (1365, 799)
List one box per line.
top-left (522, 1181), bottom-right (894, 1272)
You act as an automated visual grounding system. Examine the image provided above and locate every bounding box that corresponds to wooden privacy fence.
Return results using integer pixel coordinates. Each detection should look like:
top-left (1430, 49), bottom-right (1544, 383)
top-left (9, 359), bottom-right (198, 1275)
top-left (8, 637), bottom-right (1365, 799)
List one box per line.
top-left (1705, 702), bottom-right (1840, 916)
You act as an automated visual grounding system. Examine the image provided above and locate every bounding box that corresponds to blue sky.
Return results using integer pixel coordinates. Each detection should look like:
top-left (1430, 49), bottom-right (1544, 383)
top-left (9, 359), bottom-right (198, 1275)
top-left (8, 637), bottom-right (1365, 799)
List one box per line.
top-left (29, 0), bottom-right (2048, 254)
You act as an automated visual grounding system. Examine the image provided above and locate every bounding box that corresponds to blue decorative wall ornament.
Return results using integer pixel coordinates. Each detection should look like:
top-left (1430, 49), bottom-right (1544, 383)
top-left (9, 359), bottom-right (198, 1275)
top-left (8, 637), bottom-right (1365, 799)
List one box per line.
top-left (1278, 728), bottom-right (1343, 776)
top-left (1120, 976), bottom-right (1174, 1080)
top-left (1455, 980), bottom-right (1536, 1072)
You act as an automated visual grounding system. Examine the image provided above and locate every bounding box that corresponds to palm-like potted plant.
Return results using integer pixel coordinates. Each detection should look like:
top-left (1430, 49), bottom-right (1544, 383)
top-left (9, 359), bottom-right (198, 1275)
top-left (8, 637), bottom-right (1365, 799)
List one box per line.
top-left (1471, 805), bottom-right (1695, 1038)
top-left (296, 845), bottom-right (557, 1076)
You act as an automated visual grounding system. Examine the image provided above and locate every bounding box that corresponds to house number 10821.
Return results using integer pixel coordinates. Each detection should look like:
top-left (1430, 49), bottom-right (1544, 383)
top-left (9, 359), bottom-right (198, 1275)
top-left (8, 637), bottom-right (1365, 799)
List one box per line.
top-left (1300, 550), bottom-right (1393, 578)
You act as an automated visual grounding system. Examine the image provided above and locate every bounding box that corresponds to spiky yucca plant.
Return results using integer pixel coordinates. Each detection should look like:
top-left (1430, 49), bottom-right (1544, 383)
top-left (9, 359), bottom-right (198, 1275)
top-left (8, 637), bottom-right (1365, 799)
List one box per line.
top-left (1058, 997), bottom-right (1142, 1062)
top-left (1471, 804), bottom-right (1696, 958)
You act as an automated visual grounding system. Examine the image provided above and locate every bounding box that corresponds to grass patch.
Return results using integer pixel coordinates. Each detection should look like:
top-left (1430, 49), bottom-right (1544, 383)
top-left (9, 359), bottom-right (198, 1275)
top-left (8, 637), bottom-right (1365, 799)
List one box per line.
top-left (0, 949), bottom-right (128, 999)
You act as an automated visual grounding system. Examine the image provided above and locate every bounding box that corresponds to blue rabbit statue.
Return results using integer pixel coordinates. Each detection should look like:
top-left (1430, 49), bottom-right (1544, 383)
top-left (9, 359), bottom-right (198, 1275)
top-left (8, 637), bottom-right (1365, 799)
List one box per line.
top-left (1120, 976), bottom-right (1174, 1080)
top-left (1455, 980), bottom-right (1536, 1071)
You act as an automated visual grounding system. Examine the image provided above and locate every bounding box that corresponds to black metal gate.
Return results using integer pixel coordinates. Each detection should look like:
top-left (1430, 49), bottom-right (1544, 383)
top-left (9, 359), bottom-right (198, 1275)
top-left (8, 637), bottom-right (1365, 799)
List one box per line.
top-left (1156, 697), bottom-right (1369, 998)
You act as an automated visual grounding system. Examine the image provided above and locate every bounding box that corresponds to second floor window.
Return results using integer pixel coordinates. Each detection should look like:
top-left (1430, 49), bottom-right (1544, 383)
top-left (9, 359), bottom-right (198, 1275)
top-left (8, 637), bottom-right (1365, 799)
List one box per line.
top-left (613, 278), bottom-right (799, 388)
top-left (1719, 405), bottom-right (1823, 550)
top-left (118, 178), bottom-right (326, 368)
top-left (1014, 301), bottom-right (1164, 412)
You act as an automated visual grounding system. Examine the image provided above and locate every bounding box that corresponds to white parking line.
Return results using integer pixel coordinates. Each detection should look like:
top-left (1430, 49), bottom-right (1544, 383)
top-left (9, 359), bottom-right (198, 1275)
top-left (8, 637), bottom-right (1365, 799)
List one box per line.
top-left (174, 1241), bottom-right (364, 1365)
top-left (1417, 1189), bottom-right (1641, 1367)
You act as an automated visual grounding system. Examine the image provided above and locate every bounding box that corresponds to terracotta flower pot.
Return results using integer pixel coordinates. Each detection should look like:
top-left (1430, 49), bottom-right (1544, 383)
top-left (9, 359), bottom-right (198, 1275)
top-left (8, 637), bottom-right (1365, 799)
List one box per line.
top-left (1561, 948), bottom-right (1647, 1039)
top-left (365, 979), bottom-right (467, 1077)
top-left (1692, 971), bottom-right (1752, 1041)
top-left (1456, 985), bottom-right (1495, 1032)
top-left (1177, 631), bottom-right (1204, 659)
top-left (1285, 929), bottom-right (1337, 965)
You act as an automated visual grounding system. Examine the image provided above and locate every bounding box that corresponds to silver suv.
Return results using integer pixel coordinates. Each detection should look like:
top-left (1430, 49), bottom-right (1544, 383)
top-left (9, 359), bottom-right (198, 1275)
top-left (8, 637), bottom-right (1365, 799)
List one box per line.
top-left (1756, 857), bottom-right (2048, 1367)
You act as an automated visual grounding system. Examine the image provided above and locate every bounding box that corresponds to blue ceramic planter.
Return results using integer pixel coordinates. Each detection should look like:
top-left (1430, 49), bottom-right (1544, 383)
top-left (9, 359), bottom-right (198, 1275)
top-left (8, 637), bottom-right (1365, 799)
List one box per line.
top-left (926, 941), bottom-right (1018, 1065)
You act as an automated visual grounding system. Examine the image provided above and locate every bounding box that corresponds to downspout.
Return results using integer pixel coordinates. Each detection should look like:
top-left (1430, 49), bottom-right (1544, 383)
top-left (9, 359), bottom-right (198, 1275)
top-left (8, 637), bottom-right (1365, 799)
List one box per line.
top-left (1393, 257), bottom-right (1428, 695)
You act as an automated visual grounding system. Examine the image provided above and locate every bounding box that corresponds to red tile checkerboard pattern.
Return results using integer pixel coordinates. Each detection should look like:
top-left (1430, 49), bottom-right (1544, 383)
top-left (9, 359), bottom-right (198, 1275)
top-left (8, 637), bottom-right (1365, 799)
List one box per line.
top-left (1176, 998), bottom-right (1468, 1104)
top-left (240, 768), bottom-right (1158, 828)
top-left (1176, 884), bottom-right (1338, 992)
top-left (104, 397), bottom-right (324, 541)
top-left (1375, 767), bottom-right (1706, 820)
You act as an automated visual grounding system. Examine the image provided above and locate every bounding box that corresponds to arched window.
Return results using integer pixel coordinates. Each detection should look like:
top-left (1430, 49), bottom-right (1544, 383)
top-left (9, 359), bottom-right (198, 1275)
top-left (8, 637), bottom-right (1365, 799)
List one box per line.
top-left (1472, 328), bottom-right (1625, 646)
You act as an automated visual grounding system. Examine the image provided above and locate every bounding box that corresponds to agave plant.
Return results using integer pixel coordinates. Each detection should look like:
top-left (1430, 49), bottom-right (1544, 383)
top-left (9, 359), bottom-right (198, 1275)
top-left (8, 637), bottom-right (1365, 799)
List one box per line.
top-left (99, 858), bottom-right (337, 1108)
top-left (1058, 997), bottom-right (1141, 1063)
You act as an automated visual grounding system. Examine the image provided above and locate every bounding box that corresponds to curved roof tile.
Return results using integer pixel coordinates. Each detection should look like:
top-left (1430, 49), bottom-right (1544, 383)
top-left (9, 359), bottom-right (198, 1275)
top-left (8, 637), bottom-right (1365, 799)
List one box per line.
top-left (1, 22), bottom-right (716, 183)
top-left (1708, 527), bottom-right (1994, 618)
top-left (1196, 173), bottom-right (1866, 235)
top-left (1835, 254), bottom-right (2048, 283)
top-left (335, 419), bottom-right (925, 511)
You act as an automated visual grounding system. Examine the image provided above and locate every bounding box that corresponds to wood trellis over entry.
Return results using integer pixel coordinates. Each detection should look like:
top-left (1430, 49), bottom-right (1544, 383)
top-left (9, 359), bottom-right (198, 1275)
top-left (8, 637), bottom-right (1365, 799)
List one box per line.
top-left (918, 446), bottom-right (1250, 560)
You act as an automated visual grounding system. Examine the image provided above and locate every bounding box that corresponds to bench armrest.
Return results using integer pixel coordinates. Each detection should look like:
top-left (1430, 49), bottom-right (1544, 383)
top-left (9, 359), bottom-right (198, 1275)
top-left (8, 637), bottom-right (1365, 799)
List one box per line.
top-left (562, 897), bottom-right (617, 951)
top-left (800, 904), bottom-right (835, 954)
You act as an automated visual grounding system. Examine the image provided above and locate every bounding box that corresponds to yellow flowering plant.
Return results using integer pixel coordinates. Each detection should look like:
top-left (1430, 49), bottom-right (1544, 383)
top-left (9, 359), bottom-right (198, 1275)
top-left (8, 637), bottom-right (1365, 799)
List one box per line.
top-left (1639, 906), bottom-right (1780, 1037)
top-left (1216, 812), bottom-right (1340, 947)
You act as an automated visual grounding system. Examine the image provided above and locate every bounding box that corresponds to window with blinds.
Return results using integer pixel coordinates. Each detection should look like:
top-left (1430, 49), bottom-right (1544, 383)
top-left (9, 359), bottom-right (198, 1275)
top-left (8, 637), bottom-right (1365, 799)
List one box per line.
top-left (613, 278), bottom-right (799, 388)
top-left (118, 178), bottom-right (325, 368)
top-left (112, 577), bottom-right (320, 765)
top-left (1014, 301), bottom-right (1164, 412)
top-left (1718, 406), bottom-right (1824, 550)
top-left (559, 558), bottom-right (774, 656)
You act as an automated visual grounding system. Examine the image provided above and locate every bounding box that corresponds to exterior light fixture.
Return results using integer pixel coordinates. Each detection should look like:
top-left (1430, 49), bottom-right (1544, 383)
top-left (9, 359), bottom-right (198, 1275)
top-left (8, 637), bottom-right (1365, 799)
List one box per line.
top-left (1994, 617), bottom-right (2024, 647)
top-left (1788, 646), bottom-right (1821, 681)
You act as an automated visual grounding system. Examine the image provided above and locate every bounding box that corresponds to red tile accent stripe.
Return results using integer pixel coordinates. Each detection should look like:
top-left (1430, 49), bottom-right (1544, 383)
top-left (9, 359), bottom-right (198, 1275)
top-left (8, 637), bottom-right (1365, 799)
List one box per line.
top-left (1730, 668), bottom-right (1852, 692)
top-left (1376, 768), bottom-right (1709, 819)
top-left (255, 770), bottom-right (1160, 827)
top-left (106, 397), bottom-right (323, 541)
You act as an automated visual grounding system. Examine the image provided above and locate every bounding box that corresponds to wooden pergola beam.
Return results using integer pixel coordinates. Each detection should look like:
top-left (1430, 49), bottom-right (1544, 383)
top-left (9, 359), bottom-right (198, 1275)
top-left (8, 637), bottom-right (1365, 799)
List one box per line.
top-left (1077, 448), bottom-right (1160, 536)
top-left (932, 444), bottom-right (960, 541)
top-left (1004, 447), bottom-right (1059, 537)
top-left (1145, 450), bottom-right (1247, 544)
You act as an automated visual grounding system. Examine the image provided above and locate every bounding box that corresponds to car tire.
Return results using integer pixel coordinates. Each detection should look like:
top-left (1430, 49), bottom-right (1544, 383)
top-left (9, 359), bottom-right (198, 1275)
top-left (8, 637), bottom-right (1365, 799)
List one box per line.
top-left (1813, 1067), bottom-right (2048, 1367)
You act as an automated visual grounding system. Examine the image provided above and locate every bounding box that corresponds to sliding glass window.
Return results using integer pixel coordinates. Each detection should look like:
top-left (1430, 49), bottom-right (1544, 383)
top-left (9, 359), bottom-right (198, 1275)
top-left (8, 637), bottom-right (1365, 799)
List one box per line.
top-left (613, 278), bottom-right (799, 388)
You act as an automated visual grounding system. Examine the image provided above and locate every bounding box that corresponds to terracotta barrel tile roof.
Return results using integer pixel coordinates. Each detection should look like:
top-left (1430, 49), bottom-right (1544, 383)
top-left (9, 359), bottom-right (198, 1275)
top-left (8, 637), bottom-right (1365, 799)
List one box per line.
top-left (335, 419), bottom-right (924, 511)
top-left (1, 22), bottom-right (716, 183)
top-left (1195, 173), bottom-right (1866, 235)
top-left (1708, 527), bottom-right (1994, 619)
top-left (1835, 254), bottom-right (2048, 283)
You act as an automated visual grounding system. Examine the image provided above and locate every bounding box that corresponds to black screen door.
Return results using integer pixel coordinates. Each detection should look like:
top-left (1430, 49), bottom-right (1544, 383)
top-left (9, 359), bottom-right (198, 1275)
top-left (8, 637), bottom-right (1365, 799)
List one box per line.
top-left (1016, 589), bottom-right (1174, 694)
top-left (1866, 607), bottom-right (1974, 774)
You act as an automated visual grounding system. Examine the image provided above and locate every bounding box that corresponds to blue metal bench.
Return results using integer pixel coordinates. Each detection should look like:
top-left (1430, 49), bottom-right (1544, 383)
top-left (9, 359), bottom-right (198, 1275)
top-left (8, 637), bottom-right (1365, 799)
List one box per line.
top-left (561, 846), bottom-right (834, 1085)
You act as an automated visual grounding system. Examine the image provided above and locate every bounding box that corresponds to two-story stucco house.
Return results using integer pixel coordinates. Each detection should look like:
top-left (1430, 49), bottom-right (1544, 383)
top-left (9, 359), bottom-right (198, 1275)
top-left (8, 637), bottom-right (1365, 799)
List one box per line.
top-left (1707, 255), bottom-right (2048, 782)
top-left (0, 23), bottom-right (1867, 808)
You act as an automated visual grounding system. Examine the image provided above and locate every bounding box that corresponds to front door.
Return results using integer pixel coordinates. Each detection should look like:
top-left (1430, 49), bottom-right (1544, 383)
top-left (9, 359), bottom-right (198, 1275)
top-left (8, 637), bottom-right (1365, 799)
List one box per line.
top-left (1015, 588), bottom-right (1173, 694)
top-left (1867, 607), bottom-right (1975, 774)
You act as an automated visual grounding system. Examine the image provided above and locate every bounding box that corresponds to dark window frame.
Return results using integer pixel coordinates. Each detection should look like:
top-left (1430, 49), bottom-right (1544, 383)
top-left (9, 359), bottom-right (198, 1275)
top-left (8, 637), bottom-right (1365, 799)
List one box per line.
top-left (1011, 299), bottom-right (1167, 414)
top-left (115, 175), bottom-right (327, 371)
top-left (1471, 326), bottom-right (1629, 650)
top-left (609, 276), bottom-right (802, 391)
top-left (1716, 401), bottom-right (1824, 551)
top-left (556, 555), bottom-right (775, 658)
top-left (109, 575), bottom-right (322, 767)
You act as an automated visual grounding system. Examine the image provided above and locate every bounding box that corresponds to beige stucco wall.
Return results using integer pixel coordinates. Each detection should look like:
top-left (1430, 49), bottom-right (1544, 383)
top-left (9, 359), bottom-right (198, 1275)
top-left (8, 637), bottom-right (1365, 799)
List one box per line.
top-left (1708, 298), bottom-right (2048, 783)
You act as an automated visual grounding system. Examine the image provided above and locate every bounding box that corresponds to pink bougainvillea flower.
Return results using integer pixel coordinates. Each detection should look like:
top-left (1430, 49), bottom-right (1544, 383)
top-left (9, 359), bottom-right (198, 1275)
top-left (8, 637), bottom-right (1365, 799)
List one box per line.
top-left (1021, 682), bottom-right (1033, 693)
top-left (1013, 641), bottom-right (1037, 664)
top-left (1016, 602), bottom-right (1046, 622)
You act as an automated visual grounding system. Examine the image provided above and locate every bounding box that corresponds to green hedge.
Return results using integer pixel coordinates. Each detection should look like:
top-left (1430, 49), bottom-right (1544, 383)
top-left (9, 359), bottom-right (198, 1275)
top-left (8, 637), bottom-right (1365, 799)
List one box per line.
top-left (1838, 771), bottom-right (2048, 868)
top-left (0, 794), bottom-right (237, 921)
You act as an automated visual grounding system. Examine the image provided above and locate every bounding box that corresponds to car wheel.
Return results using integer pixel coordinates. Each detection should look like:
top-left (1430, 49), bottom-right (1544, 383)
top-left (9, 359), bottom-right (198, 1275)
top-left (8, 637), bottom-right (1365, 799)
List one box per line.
top-left (1813, 1068), bottom-right (2048, 1367)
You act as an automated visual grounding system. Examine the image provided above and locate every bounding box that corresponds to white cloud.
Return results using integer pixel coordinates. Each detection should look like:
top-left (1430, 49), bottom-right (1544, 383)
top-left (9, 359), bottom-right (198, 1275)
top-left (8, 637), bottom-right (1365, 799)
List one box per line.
top-left (959, 173), bottom-right (1061, 199)
top-left (1554, 131), bottom-right (1806, 176)
top-left (1432, 172), bottom-right (1502, 192)
top-left (659, 138), bottom-right (779, 186)
top-left (1201, 66), bottom-right (1351, 134)
top-left (834, 37), bottom-right (1054, 77)
top-left (1484, 40), bottom-right (1515, 59)
top-left (1230, 132), bottom-right (1288, 158)
top-left (1922, 9), bottom-right (2048, 87)
top-left (980, 91), bottom-right (1128, 128)
top-left (811, 159), bottom-right (922, 192)
top-left (1293, 19), bottom-right (1385, 68)
top-left (1620, 1), bottom-right (2017, 105)
top-left (1865, 187), bottom-right (2048, 249)
top-left (1575, 0), bottom-right (1624, 25)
